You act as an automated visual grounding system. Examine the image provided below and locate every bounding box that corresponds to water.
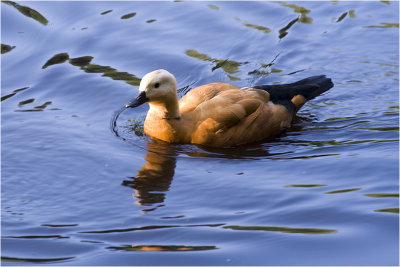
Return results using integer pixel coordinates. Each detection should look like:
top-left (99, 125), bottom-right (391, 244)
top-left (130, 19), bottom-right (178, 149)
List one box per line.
top-left (1, 1), bottom-right (399, 265)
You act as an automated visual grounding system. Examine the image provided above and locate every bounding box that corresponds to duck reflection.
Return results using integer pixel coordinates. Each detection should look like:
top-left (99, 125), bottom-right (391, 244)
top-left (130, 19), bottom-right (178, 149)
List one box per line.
top-left (122, 138), bottom-right (277, 211)
top-left (122, 141), bottom-right (177, 209)
top-left (120, 117), bottom-right (335, 211)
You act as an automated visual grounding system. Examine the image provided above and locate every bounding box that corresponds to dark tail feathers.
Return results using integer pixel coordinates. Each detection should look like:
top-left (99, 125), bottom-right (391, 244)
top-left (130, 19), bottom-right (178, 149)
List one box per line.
top-left (289, 75), bottom-right (334, 100)
top-left (250, 75), bottom-right (334, 113)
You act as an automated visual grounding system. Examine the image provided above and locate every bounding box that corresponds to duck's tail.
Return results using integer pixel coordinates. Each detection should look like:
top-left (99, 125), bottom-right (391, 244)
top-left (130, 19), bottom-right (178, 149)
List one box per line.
top-left (249, 75), bottom-right (334, 114)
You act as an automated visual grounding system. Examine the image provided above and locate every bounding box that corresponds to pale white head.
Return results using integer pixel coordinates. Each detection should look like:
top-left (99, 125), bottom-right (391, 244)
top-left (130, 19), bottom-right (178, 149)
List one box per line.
top-left (125, 69), bottom-right (178, 108)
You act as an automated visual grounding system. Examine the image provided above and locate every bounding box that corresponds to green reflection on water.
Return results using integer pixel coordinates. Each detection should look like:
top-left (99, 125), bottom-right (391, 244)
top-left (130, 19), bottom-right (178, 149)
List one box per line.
top-left (224, 225), bottom-right (337, 234)
top-left (374, 208), bottom-right (399, 213)
top-left (42, 53), bottom-right (69, 69)
top-left (271, 68), bottom-right (282, 73)
top-left (100, 9), bottom-right (112, 15)
top-left (18, 98), bottom-right (35, 106)
top-left (82, 62), bottom-right (141, 85)
top-left (247, 55), bottom-right (282, 78)
top-left (325, 188), bottom-right (362, 194)
top-left (15, 99), bottom-right (53, 112)
top-left (334, 9), bottom-right (357, 23)
top-left (243, 23), bottom-right (271, 34)
top-left (208, 4), bottom-right (219, 10)
top-left (104, 70), bottom-right (139, 81)
top-left (185, 49), bottom-right (248, 80)
top-left (42, 53), bottom-right (141, 86)
top-left (285, 184), bottom-right (327, 188)
top-left (279, 18), bottom-right (298, 39)
top-left (34, 101), bottom-right (52, 109)
top-left (3, 1), bottom-right (48, 26)
top-left (227, 74), bottom-right (241, 81)
top-left (107, 245), bottom-right (217, 251)
top-left (384, 71), bottom-right (399, 77)
top-left (124, 118), bottom-right (145, 136)
top-left (220, 60), bottom-right (239, 73)
top-left (364, 23), bottom-right (399, 28)
top-left (1, 87), bottom-right (29, 102)
top-left (248, 69), bottom-right (270, 77)
top-left (121, 12), bottom-right (136, 19)
top-left (1, 44), bottom-right (15, 54)
top-left (364, 193), bottom-right (399, 198)
top-left (278, 2), bottom-right (313, 24)
top-left (69, 56), bottom-right (93, 66)
top-left (84, 64), bottom-right (114, 73)
top-left (186, 49), bottom-right (211, 61)
top-left (212, 59), bottom-right (243, 74)
top-left (336, 11), bottom-right (348, 23)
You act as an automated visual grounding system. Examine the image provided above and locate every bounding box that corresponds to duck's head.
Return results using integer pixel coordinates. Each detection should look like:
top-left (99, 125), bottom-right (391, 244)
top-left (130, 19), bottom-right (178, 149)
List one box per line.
top-left (125, 69), bottom-right (177, 108)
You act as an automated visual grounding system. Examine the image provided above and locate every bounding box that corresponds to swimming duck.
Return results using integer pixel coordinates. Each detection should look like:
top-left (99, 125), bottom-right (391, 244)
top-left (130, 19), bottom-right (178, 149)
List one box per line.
top-left (125, 69), bottom-right (333, 147)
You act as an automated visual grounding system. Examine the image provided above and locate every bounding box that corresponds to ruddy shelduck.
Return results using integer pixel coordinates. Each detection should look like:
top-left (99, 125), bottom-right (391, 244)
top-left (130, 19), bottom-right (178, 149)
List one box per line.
top-left (125, 69), bottom-right (333, 147)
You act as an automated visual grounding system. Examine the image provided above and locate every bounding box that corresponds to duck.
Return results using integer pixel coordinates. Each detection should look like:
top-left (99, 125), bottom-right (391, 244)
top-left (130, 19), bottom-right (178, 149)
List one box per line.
top-left (125, 69), bottom-right (333, 147)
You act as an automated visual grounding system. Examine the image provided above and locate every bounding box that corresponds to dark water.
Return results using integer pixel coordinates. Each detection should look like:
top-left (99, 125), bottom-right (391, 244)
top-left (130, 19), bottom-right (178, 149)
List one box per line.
top-left (2, 1), bottom-right (399, 265)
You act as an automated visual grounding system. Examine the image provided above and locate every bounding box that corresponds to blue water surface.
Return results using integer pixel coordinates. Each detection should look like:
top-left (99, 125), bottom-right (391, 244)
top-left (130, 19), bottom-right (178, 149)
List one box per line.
top-left (1, 1), bottom-right (399, 265)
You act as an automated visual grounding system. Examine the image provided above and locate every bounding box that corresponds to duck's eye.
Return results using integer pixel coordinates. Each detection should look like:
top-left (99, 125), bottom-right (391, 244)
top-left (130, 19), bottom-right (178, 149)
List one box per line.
top-left (154, 82), bottom-right (160, 88)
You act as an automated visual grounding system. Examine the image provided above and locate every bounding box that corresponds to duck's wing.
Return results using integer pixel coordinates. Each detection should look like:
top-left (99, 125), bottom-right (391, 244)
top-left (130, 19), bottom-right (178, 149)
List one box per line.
top-left (178, 82), bottom-right (239, 113)
top-left (188, 87), bottom-right (279, 146)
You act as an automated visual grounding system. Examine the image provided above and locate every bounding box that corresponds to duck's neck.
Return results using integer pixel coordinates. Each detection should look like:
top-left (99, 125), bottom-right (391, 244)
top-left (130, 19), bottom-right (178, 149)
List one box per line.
top-left (148, 97), bottom-right (180, 120)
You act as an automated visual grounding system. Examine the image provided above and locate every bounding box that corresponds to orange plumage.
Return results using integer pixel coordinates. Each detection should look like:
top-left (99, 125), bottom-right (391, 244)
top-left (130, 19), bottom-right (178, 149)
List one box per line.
top-left (125, 69), bottom-right (333, 147)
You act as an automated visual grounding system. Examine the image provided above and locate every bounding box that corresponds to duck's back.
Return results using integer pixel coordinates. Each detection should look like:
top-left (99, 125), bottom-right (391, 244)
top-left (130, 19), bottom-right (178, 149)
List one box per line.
top-left (178, 83), bottom-right (292, 147)
top-left (179, 83), bottom-right (238, 113)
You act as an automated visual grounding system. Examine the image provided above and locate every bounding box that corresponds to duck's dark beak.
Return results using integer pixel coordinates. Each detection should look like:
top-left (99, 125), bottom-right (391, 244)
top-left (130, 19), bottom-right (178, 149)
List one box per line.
top-left (125, 91), bottom-right (149, 108)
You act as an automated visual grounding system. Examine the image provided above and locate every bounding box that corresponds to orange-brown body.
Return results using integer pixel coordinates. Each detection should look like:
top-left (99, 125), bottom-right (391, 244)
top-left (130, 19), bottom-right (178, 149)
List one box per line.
top-left (125, 69), bottom-right (332, 148)
top-left (144, 83), bottom-right (294, 147)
